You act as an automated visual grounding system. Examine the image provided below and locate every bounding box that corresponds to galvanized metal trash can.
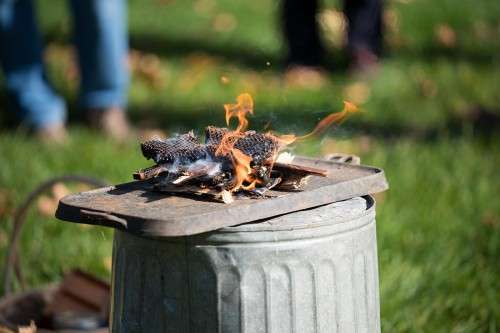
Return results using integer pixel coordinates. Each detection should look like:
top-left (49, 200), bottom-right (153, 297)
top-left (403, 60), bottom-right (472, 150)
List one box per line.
top-left (56, 157), bottom-right (388, 332)
top-left (109, 196), bottom-right (379, 333)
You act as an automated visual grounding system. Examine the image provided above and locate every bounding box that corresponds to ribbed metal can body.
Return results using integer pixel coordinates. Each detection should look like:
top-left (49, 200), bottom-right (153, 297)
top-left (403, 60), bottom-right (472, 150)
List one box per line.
top-left (110, 196), bottom-right (380, 333)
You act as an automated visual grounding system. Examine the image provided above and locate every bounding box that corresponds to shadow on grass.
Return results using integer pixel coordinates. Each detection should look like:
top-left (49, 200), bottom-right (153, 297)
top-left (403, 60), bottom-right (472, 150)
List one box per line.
top-left (129, 32), bottom-right (496, 73)
top-left (130, 33), bottom-right (282, 71)
top-left (129, 32), bottom-right (350, 73)
top-left (125, 102), bottom-right (500, 141)
top-left (0, 91), bottom-right (18, 128)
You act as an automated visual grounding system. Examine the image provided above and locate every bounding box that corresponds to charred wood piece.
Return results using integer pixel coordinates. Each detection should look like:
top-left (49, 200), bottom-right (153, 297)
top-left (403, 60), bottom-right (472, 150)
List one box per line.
top-left (133, 165), bottom-right (168, 180)
top-left (272, 163), bottom-right (328, 191)
top-left (272, 163), bottom-right (328, 177)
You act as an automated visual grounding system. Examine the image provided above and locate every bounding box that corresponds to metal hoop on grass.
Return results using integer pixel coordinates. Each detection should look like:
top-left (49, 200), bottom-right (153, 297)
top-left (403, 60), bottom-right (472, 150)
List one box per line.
top-left (2, 175), bottom-right (108, 296)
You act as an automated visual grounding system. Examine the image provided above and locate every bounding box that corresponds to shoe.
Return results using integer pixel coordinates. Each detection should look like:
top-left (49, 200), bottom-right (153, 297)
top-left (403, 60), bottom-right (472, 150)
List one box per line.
top-left (87, 107), bottom-right (132, 142)
top-left (35, 123), bottom-right (68, 144)
top-left (284, 65), bottom-right (328, 89)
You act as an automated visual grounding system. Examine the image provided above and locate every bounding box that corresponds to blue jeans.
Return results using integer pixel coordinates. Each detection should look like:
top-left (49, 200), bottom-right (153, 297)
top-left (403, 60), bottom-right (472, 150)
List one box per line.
top-left (0, 0), bottom-right (128, 128)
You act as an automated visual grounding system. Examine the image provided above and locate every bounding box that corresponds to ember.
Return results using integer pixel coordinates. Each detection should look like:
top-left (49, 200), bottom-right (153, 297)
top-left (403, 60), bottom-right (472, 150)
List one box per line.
top-left (134, 93), bottom-right (357, 203)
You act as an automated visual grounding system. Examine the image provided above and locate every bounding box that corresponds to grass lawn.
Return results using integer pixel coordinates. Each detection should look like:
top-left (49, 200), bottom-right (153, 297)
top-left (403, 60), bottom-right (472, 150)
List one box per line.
top-left (1, 0), bottom-right (499, 331)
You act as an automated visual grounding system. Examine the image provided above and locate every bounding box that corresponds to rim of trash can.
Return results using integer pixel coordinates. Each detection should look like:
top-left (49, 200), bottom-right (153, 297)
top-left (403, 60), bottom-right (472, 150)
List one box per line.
top-left (186, 195), bottom-right (375, 244)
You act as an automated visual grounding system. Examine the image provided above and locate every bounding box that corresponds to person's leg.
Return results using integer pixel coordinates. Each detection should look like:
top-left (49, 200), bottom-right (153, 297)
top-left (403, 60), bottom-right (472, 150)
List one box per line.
top-left (69, 0), bottom-right (128, 110)
top-left (0, 0), bottom-right (65, 129)
top-left (344, 0), bottom-right (383, 70)
top-left (282, 0), bottom-right (324, 67)
top-left (69, 0), bottom-right (130, 140)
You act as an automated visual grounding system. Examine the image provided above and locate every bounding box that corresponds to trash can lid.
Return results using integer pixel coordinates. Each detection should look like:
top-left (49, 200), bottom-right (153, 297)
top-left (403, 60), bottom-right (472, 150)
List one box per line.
top-left (56, 156), bottom-right (388, 237)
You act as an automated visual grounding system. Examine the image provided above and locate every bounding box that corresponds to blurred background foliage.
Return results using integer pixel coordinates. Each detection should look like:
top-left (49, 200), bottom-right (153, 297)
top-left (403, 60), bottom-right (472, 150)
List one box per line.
top-left (0, 0), bottom-right (499, 331)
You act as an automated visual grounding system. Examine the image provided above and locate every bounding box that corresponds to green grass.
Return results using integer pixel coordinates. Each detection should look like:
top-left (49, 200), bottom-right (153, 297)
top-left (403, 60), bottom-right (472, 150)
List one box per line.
top-left (1, 0), bottom-right (499, 331)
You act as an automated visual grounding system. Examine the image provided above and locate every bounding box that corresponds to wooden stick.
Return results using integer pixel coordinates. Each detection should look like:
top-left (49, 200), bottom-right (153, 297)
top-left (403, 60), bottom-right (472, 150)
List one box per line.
top-left (133, 165), bottom-right (168, 180)
top-left (272, 162), bottom-right (328, 177)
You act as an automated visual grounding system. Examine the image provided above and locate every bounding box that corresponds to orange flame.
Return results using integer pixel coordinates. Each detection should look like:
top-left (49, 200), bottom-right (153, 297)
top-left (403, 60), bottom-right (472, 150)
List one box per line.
top-left (297, 101), bottom-right (359, 140)
top-left (231, 148), bottom-right (259, 191)
top-left (215, 131), bottom-right (244, 157)
top-left (224, 93), bottom-right (254, 132)
top-left (218, 94), bottom-right (358, 192)
top-left (273, 101), bottom-right (359, 145)
top-left (215, 137), bottom-right (258, 192)
top-left (218, 93), bottom-right (258, 191)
